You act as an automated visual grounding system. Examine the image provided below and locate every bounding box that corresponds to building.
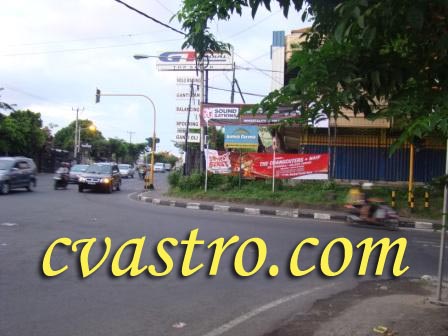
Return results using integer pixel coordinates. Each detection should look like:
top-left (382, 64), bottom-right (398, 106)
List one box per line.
top-left (270, 30), bottom-right (446, 183)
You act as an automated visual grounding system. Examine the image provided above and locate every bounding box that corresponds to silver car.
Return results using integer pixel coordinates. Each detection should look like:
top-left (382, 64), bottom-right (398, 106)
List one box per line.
top-left (118, 164), bottom-right (135, 178)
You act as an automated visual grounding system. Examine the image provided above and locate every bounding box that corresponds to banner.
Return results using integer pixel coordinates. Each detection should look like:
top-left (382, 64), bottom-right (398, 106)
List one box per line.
top-left (201, 103), bottom-right (299, 126)
top-left (224, 126), bottom-right (259, 150)
top-left (205, 150), bottom-right (232, 174)
top-left (205, 151), bottom-right (329, 180)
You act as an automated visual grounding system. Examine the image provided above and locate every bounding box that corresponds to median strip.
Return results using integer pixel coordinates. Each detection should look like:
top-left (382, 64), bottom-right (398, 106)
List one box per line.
top-left (135, 192), bottom-right (440, 231)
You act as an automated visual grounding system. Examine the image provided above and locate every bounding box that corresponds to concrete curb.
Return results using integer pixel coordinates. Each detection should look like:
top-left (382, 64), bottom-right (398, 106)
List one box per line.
top-left (137, 193), bottom-right (441, 231)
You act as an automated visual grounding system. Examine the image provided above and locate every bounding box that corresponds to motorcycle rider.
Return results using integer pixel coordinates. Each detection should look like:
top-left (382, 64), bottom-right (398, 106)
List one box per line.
top-left (359, 182), bottom-right (380, 222)
top-left (56, 162), bottom-right (70, 181)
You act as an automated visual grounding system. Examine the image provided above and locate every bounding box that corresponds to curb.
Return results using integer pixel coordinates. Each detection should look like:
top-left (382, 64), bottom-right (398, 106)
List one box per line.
top-left (137, 193), bottom-right (441, 231)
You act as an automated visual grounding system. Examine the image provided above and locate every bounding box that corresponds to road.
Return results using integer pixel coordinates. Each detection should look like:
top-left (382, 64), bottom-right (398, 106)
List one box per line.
top-left (0, 173), bottom-right (444, 336)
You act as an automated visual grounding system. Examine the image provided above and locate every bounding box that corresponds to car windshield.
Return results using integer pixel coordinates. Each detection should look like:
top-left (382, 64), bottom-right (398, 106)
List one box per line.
top-left (118, 164), bottom-right (129, 169)
top-left (71, 165), bottom-right (88, 172)
top-left (0, 159), bottom-right (13, 170)
top-left (155, 163), bottom-right (164, 167)
top-left (85, 164), bottom-right (111, 174)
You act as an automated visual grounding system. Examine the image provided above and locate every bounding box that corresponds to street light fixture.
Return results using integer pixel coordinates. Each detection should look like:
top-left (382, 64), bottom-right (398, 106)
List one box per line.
top-left (95, 89), bottom-right (157, 190)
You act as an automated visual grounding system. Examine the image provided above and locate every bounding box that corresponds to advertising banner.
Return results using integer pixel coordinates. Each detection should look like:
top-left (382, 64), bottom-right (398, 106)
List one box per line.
top-left (157, 51), bottom-right (233, 71)
top-left (205, 151), bottom-right (329, 180)
top-left (224, 126), bottom-right (259, 150)
top-left (205, 150), bottom-right (232, 174)
top-left (201, 103), bottom-right (299, 126)
top-left (174, 75), bottom-right (201, 143)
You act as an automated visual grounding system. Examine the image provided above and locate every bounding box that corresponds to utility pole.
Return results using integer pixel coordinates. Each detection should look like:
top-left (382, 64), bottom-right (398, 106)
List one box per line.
top-left (72, 107), bottom-right (84, 161)
top-left (126, 131), bottom-right (135, 144)
top-left (231, 62), bottom-right (236, 103)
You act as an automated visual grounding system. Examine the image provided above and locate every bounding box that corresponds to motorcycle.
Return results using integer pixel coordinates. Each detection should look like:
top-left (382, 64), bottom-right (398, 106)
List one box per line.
top-left (54, 169), bottom-right (69, 190)
top-left (345, 201), bottom-right (400, 231)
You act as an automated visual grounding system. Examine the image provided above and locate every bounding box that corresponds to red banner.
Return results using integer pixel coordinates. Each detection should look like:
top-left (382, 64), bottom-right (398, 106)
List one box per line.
top-left (206, 151), bottom-right (329, 180)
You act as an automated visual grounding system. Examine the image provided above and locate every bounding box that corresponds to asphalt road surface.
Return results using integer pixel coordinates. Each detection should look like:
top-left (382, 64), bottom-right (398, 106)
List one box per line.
top-left (0, 173), bottom-right (444, 336)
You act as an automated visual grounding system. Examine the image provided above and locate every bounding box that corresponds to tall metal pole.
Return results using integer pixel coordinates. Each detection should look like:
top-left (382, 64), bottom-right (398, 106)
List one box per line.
top-left (96, 92), bottom-right (157, 189)
top-left (73, 108), bottom-right (79, 159)
top-left (200, 58), bottom-right (205, 172)
top-left (436, 139), bottom-right (448, 302)
top-left (408, 143), bottom-right (415, 210)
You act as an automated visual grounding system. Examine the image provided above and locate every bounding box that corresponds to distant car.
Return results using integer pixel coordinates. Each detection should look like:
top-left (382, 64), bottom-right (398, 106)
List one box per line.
top-left (69, 164), bottom-right (89, 183)
top-left (78, 163), bottom-right (121, 193)
top-left (164, 163), bottom-right (172, 171)
top-left (118, 164), bottom-right (134, 178)
top-left (154, 162), bottom-right (165, 173)
top-left (0, 156), bottom-right (37, 195)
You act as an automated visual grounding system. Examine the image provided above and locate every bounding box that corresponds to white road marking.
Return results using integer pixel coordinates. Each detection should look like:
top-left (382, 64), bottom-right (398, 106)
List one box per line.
top-left (1, 243), bottom-right (8, 246)
top-left (1, 222), bottom-right (17, 227)
top-left (202, 283), bottom-right (336, 336)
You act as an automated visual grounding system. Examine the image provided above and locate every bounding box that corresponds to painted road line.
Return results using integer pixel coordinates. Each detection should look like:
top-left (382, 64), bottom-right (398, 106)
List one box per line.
top-left (202, 283), bottom-right (336, 336)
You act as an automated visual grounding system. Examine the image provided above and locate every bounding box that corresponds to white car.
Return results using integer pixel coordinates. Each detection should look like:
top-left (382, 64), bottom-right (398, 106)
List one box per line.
top-left (154, 162), bottom-right (165, 173)
top-left (118, 164), bottom-right (134, 178)
top-left (164, 163), bottom-right (172, 171)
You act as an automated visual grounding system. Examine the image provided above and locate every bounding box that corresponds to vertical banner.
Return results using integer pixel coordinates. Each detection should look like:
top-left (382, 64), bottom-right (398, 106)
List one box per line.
top-left (175, 76), bottom-right (201, 143)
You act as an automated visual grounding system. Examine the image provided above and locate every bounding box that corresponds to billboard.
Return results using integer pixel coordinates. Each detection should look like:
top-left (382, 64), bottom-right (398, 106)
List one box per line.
top-left (157, 51), bottom-right (233, 71)
top-left (201, 103), bottom-right (300, 126)
top-left (174, 75), bottom-right (201, 143)
top-left (205, 152), bottom-right (329, 180)
top-left (224, 126), bottom-right (259, 150)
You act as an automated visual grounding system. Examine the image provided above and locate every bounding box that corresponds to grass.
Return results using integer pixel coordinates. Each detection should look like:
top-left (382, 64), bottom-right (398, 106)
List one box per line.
top-left (168, 177), bottom-right (444, 220)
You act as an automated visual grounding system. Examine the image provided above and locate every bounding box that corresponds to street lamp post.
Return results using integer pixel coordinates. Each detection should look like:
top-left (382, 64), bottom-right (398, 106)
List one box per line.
top-left (95, 90), bottom-right (157, 190)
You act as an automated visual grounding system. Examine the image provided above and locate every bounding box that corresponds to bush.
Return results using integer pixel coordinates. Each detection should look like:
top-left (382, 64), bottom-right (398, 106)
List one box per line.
top-left (178, 171), bottom-right (203, 191)
top-left (168, 170), bottom-right (182, 188)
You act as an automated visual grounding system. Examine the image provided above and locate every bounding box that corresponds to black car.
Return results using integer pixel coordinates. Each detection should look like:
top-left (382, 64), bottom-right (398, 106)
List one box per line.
top-left (68, 164), bottom-right (89, 183)
top-left (0, 156), bottom-right (37, 195)
top-left (78, 163), bottom-right (121, 193)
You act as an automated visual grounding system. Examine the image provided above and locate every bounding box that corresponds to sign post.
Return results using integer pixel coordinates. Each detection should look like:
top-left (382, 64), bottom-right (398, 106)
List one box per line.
top-left (272, 136), bottom-right (277, 193)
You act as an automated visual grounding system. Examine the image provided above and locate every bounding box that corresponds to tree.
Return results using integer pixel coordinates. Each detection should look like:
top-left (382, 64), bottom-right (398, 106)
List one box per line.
top-left (54, 119), bottom-right (105, 154)
top-left (0, 110), bottom-right (46, 157)
top-left (177, 0), bottom-right (448, 147)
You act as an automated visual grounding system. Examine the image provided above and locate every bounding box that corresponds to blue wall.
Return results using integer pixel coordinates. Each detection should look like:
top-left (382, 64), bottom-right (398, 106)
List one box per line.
top-left (304, 145), bottom-right (445, 182)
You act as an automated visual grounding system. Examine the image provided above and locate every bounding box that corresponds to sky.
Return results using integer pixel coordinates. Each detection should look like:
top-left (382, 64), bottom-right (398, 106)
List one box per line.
top-left (0, 0), bottom-right (307, 154)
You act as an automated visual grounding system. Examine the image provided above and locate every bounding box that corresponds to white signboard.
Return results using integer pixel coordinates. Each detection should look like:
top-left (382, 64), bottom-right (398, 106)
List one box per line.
top-left (176, 75), bottom-right (201, 142)
top-left (174, 133), bottom-right (200, 143)
top-left (157, 51), bottom-right (234, 71)
top-left (202, 106), bottom-right (239, 121)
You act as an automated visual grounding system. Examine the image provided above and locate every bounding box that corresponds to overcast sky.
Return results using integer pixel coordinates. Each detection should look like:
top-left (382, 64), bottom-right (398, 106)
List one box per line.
top-left (0, 0), bottom-right (307, 154)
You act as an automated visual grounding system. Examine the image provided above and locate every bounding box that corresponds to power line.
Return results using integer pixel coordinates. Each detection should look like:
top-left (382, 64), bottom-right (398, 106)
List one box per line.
top-left (4, 30), bottom-right (168, 47)
top-left (177, 83), bottom-right (266, 98)
top-left (154, 0), bottom-right (176, 15)
top-left (113, 0), bottom-right (185, 36)
top-left (0, 38), bottom-right (183, 57)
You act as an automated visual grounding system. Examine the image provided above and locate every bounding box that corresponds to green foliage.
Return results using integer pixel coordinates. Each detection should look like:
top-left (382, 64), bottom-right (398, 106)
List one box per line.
top-left (178, 171), bottom-right (204, 191)
top-left (177, 0), bottom-right (448, 150)
top-left (168, 169), bottom-right (182, 188)
top-left (0, 110), bottom-right (46, 157)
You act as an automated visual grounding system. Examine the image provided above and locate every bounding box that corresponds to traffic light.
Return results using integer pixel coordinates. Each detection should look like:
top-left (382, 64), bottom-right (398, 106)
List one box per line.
top-left (95, 88), bottom-right (101, 103)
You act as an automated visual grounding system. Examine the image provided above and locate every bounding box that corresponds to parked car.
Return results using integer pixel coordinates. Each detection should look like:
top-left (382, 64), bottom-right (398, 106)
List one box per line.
top-left (118, 164), bottom-right (134, 178)
top-left (0, 156), bottom-right (37, 195)
top-left (154, 162), bottom-right (165, 173)
top-left (164, 163), bottom-right (172, 171)
top-left (78, 162), bottom-right (121, 193)
top-left (68, 164), bottom-right (89, 183)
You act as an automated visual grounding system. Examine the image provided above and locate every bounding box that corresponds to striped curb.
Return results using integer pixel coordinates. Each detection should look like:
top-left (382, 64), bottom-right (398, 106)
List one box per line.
top-left (136, 193), bottom-right (440, 231)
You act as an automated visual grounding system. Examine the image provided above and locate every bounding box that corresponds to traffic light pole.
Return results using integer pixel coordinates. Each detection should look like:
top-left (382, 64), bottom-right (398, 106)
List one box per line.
top-left (95, 90), bottom-right (157, 189)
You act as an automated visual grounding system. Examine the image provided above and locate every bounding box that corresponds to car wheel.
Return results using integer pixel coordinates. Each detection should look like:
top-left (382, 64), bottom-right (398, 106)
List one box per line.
top-left (26, 180), bottom-right (36, 192)
top-left (107, 183), bottom-right (113, 193)
top-left (1, 182), bottom-right (10, 195)
top-left (78, 185), bottom-right (84, 193)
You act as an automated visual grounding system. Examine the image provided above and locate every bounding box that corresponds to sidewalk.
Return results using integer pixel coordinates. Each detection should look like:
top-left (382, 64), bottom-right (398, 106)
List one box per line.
top-left (263, 277), bottom-right (448, 336)
top-left (135, 189), bottom-right (442, 231)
